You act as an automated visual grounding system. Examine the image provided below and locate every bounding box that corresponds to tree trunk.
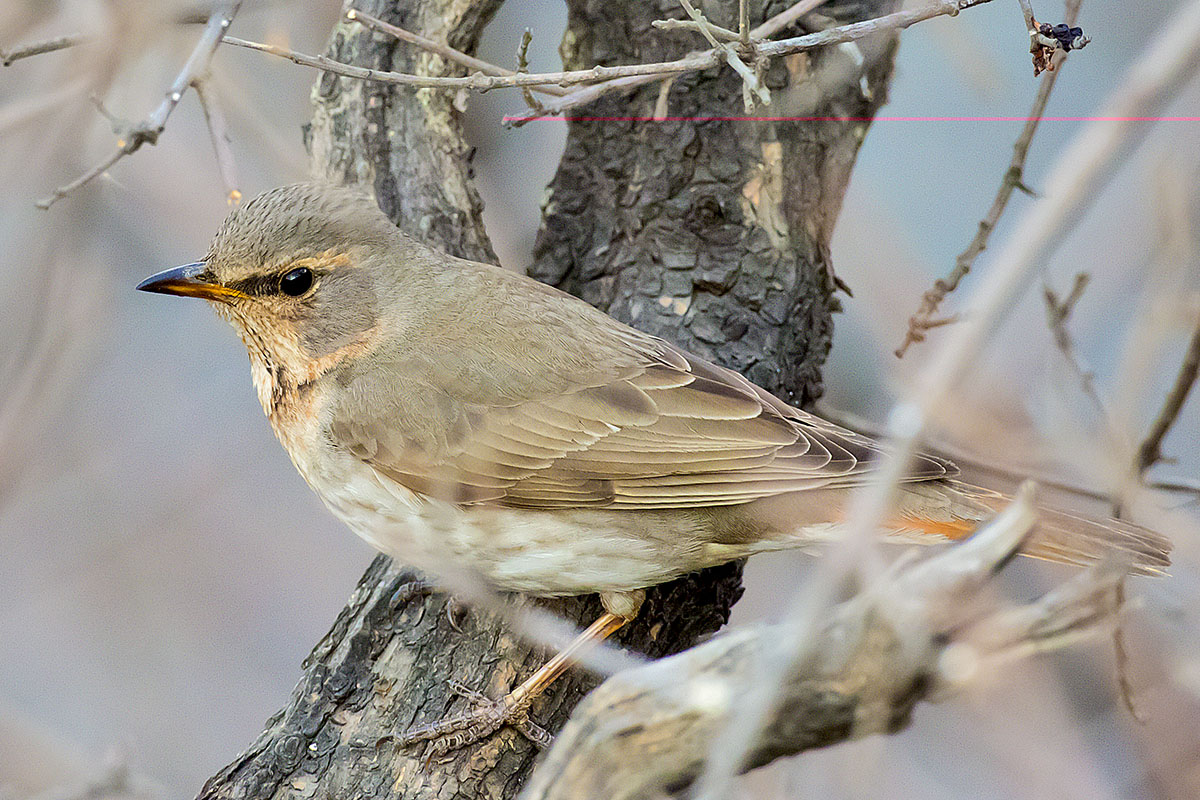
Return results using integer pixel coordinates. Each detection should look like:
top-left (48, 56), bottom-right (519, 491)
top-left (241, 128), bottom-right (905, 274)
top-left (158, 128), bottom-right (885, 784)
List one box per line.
top-left (198, 1), bottom-right (899, 798)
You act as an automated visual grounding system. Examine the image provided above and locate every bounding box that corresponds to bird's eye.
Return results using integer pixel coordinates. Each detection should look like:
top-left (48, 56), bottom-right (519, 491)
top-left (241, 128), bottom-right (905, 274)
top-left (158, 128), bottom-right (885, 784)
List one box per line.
top-left (279, 267), bottom-right (314, 296)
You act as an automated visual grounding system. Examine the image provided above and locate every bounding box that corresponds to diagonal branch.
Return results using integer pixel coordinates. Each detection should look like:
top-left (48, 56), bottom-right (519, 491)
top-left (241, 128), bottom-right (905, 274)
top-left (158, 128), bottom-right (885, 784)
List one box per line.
top-left (521, 487), bottom-right (1131, 800)
top-left (192, 75), bottom-right (241, 204)
top-left (677, 0), bottom-right (770, 107)
top-left (1043, 270), bottom-right (1109, 422)
top-left (1136, 319), bottom-right (1200, 476)
top-left (0, 33), bottom-right (89, 66)
top-left (35, 1), bottom-right (243, 210)
top-left (895, 0), bottom-right (1083, 358)
top-left (345, 8), bottom-right (568, 96)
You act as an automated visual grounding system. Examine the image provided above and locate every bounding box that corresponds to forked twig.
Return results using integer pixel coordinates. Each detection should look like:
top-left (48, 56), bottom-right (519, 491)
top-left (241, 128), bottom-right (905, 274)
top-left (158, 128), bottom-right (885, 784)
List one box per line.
top-left (896, 0), bottom-right (1083, 357)
top-left (36, 1), bottom-right (243, 209)
top-left (345, 8), bottom-right (568, 97)
top-left (1043, 271), bottom-right (1109, 421)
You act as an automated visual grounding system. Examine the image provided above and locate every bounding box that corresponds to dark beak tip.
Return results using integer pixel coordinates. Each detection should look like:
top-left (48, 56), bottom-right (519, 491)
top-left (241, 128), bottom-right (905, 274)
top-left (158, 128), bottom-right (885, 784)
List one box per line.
top-left (136, 262), bottom-right (210, 296)
top-left (135, 275), bottom-right (166, 293)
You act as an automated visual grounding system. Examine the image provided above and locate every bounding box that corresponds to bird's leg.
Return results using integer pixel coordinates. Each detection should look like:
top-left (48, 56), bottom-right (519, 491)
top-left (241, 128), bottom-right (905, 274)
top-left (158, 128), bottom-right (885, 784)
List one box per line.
top-left (399, 590), bottom-right (642, 759)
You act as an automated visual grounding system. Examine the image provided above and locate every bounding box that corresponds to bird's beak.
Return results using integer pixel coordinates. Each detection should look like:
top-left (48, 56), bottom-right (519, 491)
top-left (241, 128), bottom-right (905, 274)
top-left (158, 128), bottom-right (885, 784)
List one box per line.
top-left (136, 262), bottom-right (247, 302)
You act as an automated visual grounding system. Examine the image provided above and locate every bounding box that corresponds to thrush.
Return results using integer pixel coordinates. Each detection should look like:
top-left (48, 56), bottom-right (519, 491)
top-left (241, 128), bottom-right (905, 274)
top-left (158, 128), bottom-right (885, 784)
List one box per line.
top-left (138, 183), bottom-right (1170, 756)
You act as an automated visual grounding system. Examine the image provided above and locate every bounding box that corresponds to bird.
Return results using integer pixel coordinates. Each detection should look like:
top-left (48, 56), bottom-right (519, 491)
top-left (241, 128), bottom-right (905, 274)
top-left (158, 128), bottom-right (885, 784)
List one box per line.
top-left (137, 182), bottom-right (1170, 756)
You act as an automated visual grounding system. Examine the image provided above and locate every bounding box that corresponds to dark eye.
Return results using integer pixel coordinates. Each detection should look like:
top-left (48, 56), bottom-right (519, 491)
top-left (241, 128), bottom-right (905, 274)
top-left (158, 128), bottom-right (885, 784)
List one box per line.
top-left (279, 267), bottom-right (314, 296)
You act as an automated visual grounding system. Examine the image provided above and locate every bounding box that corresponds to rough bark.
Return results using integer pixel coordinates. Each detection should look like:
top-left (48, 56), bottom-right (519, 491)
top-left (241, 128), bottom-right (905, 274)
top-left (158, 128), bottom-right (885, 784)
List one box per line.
top-left (198, 1), bottom-right (900, 798)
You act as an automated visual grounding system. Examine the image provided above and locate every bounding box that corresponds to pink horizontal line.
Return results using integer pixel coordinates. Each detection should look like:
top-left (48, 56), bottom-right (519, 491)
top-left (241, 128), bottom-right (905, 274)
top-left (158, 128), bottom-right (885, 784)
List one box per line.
top-left (503, 115), bottom-right (1200, 123)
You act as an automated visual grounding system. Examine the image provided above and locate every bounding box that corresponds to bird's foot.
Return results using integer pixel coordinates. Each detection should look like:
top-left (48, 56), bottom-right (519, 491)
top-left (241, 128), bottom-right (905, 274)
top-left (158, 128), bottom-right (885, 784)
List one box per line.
top-left (399, 680), bottom-right (553, 761)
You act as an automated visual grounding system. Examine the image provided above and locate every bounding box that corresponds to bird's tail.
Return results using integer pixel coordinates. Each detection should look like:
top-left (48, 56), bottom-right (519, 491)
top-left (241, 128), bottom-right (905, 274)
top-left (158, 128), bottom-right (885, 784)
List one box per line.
top-left (890, 480), bottom-right (1172, 576)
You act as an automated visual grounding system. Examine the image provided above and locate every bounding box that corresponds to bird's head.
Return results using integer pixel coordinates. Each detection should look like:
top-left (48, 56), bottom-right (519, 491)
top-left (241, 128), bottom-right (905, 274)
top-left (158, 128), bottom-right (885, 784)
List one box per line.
top-left (138, 183), bottom-right (403, 391)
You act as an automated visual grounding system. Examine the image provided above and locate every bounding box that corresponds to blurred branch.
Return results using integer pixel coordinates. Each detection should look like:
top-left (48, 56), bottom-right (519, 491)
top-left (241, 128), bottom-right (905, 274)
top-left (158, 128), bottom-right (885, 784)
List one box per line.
top-left (226, 0), bottom-right (996, 122)
top-left (522, 488), bottom-right (1129, 800)
top-left (1136, 320), bottom-right (1200, 476)
top-left (35, 1), bottom-right (243, 210)
top-left (192, 76), bottom-right (241, 205)
top-left (1043, 271), bottom-right (1110, 421)
top-left (702, 2), bottom-right (1200, 796)
top-left (0, 34), bottom-right (88, 67)
top-left (344, 8), bottom-right (568, 96)
top-left (895, 0), bottom-right (1083, 359)
top-left (817, 403), bottom-right (1200, 505)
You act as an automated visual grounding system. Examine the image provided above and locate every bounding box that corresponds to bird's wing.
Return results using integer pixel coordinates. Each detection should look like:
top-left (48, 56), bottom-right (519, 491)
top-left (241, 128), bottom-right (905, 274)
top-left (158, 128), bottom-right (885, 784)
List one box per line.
top-left (326, 319), bottom-right (954, 510)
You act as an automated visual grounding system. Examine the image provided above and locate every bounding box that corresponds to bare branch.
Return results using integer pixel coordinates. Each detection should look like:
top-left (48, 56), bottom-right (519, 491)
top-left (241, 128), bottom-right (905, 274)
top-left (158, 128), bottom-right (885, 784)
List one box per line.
top-left (509, 0), bottom-right (999, 124)
top-left (895, 0), bottom-right (1083, 358)
top-left (1136, 319), bottom-right (1200, 476)
top-left (1, 33), bottom-right (89, 67)
top-left (516, 29), bottom-right (547, 114)
top-left (677, 0), bottom-right (769, 107)
top-left (1043, 271), bottom-right (1109, 421)
top-left (225, 33), bottom-right (719, 90)
top-left (651, 18), bottom-right (740, 41)
top-left (653, 0), bottom-right (830, 42)
top-left (345, 8), bottom-right (568, 97)
top-left (1018, 0), bottom-right (1037, 31)
top-left (229, 1), bottom-right (999, 125)
top-left (192, 77), bottom-right (241, 205)
top-left (751, 0), bottom-right (830, 40)
top-left (522, 488), bottom-right (1130, 800)
top-left (36, 1), bottom-right (243, 209)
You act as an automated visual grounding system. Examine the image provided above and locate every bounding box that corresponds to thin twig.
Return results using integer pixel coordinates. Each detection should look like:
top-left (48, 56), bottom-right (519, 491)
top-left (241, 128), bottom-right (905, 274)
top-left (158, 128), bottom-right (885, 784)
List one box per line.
top-left (651, 18), bottom-right (741, 42)
top-left (193, 76), bottom-right (241, 204)
top-left (509, 0), bottom-right (998, 124)
top-left (652, 0), bottom-right (828, 42)
top-left (1018, 0), bottom-right (1038, 31)
top-left (895, 0), bottom-right (1083, 358)
top-left (739, 0), bottom-right (750, 44)
top-left (677, 0), bottom-right (769, 107)
top-left (691, 1), bottom-right (1200, 796)
top-left (1043, 271), bottom-right (1109, 421)
top-left (818, 402), bottom-right (1200, 505)
top-left (751, 0), bottom-right (829, 40)
top-left (516, 29), bottom-right (547, 114)
top-left (1, 33), bottom-right (89, 66)
top-left (345, 8), bottom-right (568, 97)
top-left (224, 34), bottom-right (718, 89)
top-left (227, 1), bottom-right (996, 123)
top-left (36, 1), bottom-right (243, 209)
top-left (1136, 319), bottom-right (1200, 476)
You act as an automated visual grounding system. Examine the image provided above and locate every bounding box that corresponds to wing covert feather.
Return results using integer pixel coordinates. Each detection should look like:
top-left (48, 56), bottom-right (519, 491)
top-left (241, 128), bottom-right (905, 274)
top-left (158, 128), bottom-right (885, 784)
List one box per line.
top-left (324, 263), bottom-right (954, 509)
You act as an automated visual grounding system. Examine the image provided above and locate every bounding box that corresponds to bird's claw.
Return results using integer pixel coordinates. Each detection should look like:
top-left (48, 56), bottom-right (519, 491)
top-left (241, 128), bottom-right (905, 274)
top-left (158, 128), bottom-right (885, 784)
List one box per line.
top-left (400, 682), bottom-right (553, 761)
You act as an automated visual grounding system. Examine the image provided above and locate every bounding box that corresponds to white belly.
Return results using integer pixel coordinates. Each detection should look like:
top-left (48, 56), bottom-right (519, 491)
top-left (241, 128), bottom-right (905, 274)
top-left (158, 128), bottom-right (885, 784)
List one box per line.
top-left (293, 445), bottom-right (732, 596)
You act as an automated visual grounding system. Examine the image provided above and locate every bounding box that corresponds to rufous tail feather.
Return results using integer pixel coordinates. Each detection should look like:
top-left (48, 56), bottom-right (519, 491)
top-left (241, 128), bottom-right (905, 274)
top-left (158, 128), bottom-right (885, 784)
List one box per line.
top-left (891, 480), bottom-right (1171, 576)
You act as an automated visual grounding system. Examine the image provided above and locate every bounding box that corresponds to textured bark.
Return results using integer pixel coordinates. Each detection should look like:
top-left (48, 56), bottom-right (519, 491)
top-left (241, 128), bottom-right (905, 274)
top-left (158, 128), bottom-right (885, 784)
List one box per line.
top-left (199, 1), bottom-right (899, 798)
top-left (532, 0), bottom-right (900, 404)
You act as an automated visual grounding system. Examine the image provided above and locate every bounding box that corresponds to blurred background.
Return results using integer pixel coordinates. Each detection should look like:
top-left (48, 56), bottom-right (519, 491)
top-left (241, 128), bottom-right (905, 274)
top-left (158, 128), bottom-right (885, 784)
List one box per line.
top-left (2, 0), bottom-right (1199, 797)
